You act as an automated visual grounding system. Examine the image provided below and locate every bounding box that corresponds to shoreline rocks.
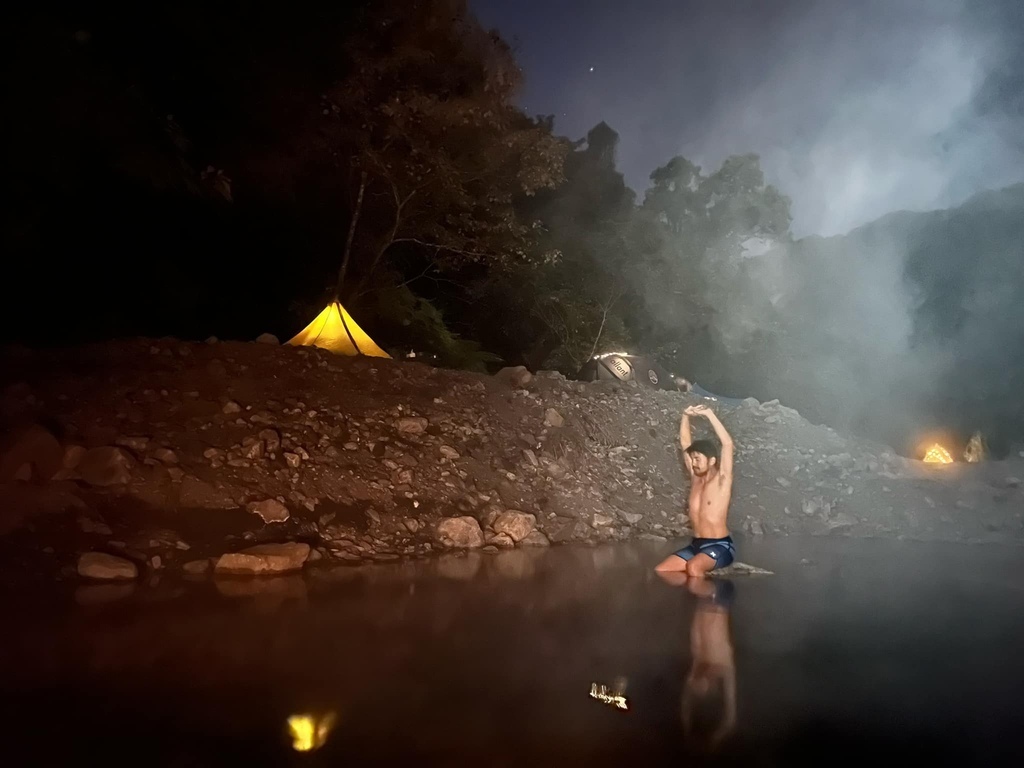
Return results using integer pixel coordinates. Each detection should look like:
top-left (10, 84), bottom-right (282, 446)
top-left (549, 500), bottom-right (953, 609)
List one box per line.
top-left (0, 336), bottom-right (1021, 584)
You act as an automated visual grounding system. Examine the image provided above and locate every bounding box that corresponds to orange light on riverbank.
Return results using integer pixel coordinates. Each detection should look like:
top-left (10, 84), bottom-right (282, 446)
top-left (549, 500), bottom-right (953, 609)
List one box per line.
top-left (287, 712), bottom-right (336, 752)
top-left (922, 444), bottom-right (954, 464)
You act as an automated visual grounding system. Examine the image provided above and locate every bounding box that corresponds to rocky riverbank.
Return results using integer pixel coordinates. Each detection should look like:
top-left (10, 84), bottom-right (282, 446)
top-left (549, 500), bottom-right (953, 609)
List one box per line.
top-left (1, 338), bottom-right (1022, 585)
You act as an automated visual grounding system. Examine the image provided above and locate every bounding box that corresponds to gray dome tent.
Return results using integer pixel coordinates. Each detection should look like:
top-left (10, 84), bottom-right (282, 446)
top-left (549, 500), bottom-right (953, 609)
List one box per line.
top-left (577, 353), bottom-right (678, 391)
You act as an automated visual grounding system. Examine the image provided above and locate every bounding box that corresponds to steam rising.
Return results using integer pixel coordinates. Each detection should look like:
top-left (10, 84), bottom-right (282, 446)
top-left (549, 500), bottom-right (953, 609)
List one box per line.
top-left (698, 0), bottom-right (1022, 236)
top-left (480, 0), bottom-right (1024, 451)
top-left (652, 0), bottom-right (1024, 452)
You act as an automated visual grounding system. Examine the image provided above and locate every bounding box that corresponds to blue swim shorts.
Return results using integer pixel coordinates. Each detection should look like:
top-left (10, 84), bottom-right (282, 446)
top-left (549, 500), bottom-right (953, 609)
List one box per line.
top-left (673, 536), bottom-right (736, 570)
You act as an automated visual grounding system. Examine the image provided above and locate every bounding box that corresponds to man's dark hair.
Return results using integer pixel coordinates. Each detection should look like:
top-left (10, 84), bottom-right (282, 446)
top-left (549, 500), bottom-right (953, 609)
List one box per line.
top-left (686, 439), bottom-right (720, 462)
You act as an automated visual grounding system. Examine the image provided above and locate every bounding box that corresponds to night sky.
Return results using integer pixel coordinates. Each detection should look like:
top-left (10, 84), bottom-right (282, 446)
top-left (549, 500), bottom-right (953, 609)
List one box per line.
top-left (473, 0), bottom-right (1024, 236)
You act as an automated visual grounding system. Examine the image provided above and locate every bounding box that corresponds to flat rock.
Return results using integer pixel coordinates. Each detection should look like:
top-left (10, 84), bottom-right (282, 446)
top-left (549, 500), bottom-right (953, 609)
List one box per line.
top-left (214, 542), bottom-right (310, 576)
top-left (436, 516), bottom-right (484, 549)
top-left (248, 498), bottom-right (290, 524)
top-left (77, 552), bottom-right (139, 581)
top-left (707, 562), bottom-right (774, 578)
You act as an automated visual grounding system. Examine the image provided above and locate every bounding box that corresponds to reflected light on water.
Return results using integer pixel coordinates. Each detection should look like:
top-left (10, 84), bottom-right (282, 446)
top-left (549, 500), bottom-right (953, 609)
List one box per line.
top-left (286, 712), bottom-right (337, 752)
top-left (589, 679), bottom-right (629, 711)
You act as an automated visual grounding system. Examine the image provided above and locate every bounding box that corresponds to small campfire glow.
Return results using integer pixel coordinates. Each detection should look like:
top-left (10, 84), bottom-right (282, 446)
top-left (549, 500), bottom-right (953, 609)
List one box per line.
top-left (922, 443), bottom-right (954, 464)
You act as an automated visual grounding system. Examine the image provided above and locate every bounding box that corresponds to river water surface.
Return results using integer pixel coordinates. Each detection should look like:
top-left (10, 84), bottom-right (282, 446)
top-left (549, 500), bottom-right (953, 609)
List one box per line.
top-left (2, 537), bottom-right (1023, 766)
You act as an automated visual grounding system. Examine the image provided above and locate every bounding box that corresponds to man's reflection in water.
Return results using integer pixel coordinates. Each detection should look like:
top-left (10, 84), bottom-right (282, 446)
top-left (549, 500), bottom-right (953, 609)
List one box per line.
top-left (659, 572), bottom-right (737, 750)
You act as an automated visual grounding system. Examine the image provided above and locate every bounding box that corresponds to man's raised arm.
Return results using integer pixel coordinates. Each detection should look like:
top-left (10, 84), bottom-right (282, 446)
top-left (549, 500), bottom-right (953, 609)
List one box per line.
top-left (680, 411), bottom-right (694, 474)
top-left (704, 411), bottom-right (734, 478)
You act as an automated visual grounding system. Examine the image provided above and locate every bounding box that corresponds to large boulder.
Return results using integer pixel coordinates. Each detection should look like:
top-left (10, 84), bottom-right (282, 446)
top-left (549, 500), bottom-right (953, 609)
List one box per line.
top-left (214, 543), bottom-right (310, 576)
top-left (77, 552), bottom-right (138, 581)
top-left (0, 424), bottom-right (63, 483)
top-left (77, 447), bottom-right (135, 486)
top-left (435, 516), bottom-right (484, 549)
top-left (492, 510), bottom-right (537, 543)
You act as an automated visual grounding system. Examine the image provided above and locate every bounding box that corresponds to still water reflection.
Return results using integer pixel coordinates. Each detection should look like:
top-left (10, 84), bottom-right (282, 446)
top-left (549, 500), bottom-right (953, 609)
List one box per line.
top-left (1, 537), bottom-right (1023, 765)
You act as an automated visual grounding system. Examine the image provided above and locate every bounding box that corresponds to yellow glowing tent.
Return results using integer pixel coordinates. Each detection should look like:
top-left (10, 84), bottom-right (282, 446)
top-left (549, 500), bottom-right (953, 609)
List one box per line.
top-left (287, 300), bottom-right (390, 357)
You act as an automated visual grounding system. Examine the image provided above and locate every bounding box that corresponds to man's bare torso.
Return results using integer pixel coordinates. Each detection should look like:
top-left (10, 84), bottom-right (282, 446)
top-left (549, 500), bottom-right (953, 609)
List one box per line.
top-left (688, 470), bottom-right (731, 539)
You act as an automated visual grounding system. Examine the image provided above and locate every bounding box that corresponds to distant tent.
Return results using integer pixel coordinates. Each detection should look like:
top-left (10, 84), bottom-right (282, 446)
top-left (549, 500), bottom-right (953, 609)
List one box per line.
top-left (577, 353), bottom-right (676, 391)
top-left (287, 300), bottom-right (390, 358)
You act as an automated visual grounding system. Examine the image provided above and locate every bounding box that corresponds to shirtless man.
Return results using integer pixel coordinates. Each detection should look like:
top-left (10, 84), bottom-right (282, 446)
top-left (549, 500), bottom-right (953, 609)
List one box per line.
top-left (655, 403), bottom-right (735, 577)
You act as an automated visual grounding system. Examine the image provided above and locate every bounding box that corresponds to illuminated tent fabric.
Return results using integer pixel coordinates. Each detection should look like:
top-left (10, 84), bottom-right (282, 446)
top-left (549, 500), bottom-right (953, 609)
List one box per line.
top-left (287, 300), bottom-right (390, 358)
top-left (576, 354), bottom-right (676, 391)
top-left (690, 382), bottom-right (747, 408)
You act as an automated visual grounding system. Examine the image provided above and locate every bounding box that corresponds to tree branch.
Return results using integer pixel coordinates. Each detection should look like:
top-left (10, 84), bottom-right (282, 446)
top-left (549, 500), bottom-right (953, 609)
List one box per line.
top-left (392, 237), bottom-right (497, 260)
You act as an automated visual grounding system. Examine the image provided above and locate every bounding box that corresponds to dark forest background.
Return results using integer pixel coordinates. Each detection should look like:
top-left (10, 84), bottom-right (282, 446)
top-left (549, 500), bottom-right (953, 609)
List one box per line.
top-left (3, 0), bottom-right (1023, 456)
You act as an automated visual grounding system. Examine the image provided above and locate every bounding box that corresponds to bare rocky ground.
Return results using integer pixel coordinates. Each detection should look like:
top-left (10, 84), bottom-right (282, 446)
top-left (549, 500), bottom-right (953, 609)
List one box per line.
top-left (1, 337), bottom-right (1022, 587)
